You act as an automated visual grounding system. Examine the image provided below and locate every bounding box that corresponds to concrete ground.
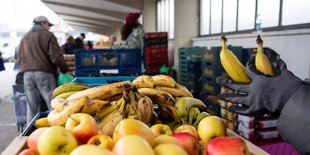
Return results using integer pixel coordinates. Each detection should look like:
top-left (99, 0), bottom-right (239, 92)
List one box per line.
top-left (0, 62), bottom-right (20, 153)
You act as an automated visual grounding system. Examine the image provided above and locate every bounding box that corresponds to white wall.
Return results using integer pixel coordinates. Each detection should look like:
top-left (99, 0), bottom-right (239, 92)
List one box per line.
top-left (192, 28), bottom-right (310, 80)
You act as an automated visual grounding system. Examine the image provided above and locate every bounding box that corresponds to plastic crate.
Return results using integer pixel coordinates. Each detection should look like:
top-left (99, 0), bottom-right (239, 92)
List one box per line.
top-left (201, 76), bottom-right (221, 95)
top-left (201, 61), bottom-right (228, 78)
top-left (145, 32), bottom-right (168, 38)
top-left (74, 49), bottom-right (142, 77)
top-left (200, 93), bottom-right (221, 117)
top-left (202, 46), bottom-right (243, 63)
top-left (145, 38), bottom-right (168, 47)
top-left (187, 55), bottom-right (202, 75)
top-left (71, 76), bottom-right (137, 87)
top-left (147, 62), bottom-right (168, 74)
top-left (242, 47), bottom-right (270, 65)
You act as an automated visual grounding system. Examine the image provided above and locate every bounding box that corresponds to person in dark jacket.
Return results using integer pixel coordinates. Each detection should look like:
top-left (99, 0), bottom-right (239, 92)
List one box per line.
top-left (75, 33), bottom-right (85, 49)
top-left (18, 16), bottom-right (68, 124)
top-left (61, 35), bottom-right (76, 54)
top-left (216, 49), bottom-right (310, 154)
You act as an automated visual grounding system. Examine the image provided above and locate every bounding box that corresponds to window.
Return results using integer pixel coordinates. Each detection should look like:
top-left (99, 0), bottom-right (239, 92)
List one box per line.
top-left (157, 0), bottom-right (174, 39)
top-left (199, 0), bottom-right (310, 36)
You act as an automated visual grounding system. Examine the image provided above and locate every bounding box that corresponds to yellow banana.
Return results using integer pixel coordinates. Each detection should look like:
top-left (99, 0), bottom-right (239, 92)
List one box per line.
top-left (255, 35), bottom-right (274, 76)
top-left (53, 83), bottom-right (92, 97)
top-left (83, 99), bottom-right (110, 114)
top-left (47, 97), bottom-right (89, 126)
top-left (94, 100), bottom-right (121, 121)
top-left (104, 94), bottom-right (122, 102)
top-left (137, 95), bottom-right (154, 124)
top-left (124, 90), bottom-right (141, 120)
top-left (55, 91), bottom-right (80, 99)
top-left (155, 83), bottom-right (193, 98)
top-left (132, 75), bottom-right (156, 89)
top-left (175, 97), bottom-right (206, 124)
top-left (34, 117), bottom-right (50, 128)
top-left (152, 75), bottom-right (177, 88)
top-left (220, 36), bottom-right (251, 83)
top-left (138, 88), bottom-right (175, 106)
top-left (67, 81), bottom-right (134, 100)
top-left (188, 107), bottom-right (200, 125)
top-left (97, 110), bottom-right (125, 137)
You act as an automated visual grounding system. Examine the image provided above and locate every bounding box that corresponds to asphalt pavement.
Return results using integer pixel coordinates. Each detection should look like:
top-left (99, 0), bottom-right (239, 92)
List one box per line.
top-left (0, 62), bottom-right (20, 153)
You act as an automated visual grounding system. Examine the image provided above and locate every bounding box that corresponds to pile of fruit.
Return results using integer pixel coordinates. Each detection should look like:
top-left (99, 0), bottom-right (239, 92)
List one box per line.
top-left (19, 74), bottom-right (252, 155)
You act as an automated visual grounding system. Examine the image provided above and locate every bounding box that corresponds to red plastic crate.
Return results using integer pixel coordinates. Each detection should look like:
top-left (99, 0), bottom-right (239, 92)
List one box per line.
top-left (147, 62), bottom-right (168, 74)
top-left (145, 32), bottom-right (168, 38)
top-left (145, 47), bottom-right (168, 57)
top-left (146, 56), bottom-right (168, 63)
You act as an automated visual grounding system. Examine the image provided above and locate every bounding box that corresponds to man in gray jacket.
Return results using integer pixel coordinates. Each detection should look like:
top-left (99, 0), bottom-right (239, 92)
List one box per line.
top-left (18, 16), bottom-right (68, 124)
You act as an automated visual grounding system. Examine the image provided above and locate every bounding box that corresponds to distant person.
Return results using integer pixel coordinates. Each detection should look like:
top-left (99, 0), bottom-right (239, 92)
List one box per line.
top-left (61, 35), bottom-right (76, 54)
top-left (0, 51), bottom-right (5, 71)
top-left (75, 33), bottom-right (85, 49)
top-left (110, 36), bottom-right (117, 46)
top-left (87, 40), bottom-right (93, 49)
top-left (18, 15), bottom-right (68, 124)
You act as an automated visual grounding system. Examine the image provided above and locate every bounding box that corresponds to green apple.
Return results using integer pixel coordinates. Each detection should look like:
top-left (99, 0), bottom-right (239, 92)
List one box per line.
top-left (37, 126), bottom-right (78, 155)
top-left (198, 116), bottom-right (227, 143)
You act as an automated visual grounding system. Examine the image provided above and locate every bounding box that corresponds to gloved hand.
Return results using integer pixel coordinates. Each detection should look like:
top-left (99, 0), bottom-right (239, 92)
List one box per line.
top-left (60, 65), bottom-right (68, 74)
top-left (216, 49), bottom-right (302, 116)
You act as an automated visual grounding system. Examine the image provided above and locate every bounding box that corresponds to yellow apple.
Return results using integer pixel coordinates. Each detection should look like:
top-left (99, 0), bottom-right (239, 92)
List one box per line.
top-left (174, 124), bottom-right (198, 138)
top-left (65, 113), bottom-right (98, 144)
top-left (113, 119), bottom-right (155, 147)
top-left (154, 135), bottom-right (181, 147)
top-left (87, 135), bottom-right (114, 150)
top-left (150, 124), bottom-right (172, 138)
top-left (154, 144), bottom-right (188, 155)
top-left (70, 144), bottom-right (114, 155)
top-left (198, 116), bottom-right (227, 143)
top-left (37, 126), bottom-right (78, 155)
top-left (112, 135), bottom-right (155, 155)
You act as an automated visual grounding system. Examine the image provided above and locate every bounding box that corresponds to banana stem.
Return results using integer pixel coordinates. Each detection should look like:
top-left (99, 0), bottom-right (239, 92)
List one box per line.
top-left (256, 35), bottom-right (264, 54)
top-left (221, 36), bottom-right (228, 50)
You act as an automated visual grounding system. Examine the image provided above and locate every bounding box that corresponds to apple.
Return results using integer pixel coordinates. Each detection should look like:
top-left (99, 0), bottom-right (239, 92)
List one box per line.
top-left (206, 137), bottom-right (251, 155)
top-left (173, 132), bottom-right (200, 155)
top-left (70, 144), bottom-right (114, 155)
top-left (174, 124), bottom-right (198, 138)
top-left (65, 113), bottom-right (98, 144)
top-left (154, 135), bottom-right (181, 147)
top-left (198, 116), bottom-right (227, 143)
top-left (37, 126), bottom-right (78, 155)
top-left (87, 135), bottom-right (114, 150)
top-left (18, 149), bottom-right (39, 155)
top-left (113, 119), bottom-right (155, 147)
top-left (27, 127), bottom-right (48, 151)
top-left (154, 144), bottom-right (188, 155)
top-left (150, 124), bottom-right (172, 138)
top-left (113, 135), bottom-right (155, 155)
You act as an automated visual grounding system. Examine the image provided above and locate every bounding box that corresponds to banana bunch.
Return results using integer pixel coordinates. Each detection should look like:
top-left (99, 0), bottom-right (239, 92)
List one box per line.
top-left (255, 35), bottom-right (274, 76)
top-left (53, 83), bottom-right (92, 99)
top-left (220, 36), bottom-right (251, 83)
top-left (175, 97), bottom-right (210, 127)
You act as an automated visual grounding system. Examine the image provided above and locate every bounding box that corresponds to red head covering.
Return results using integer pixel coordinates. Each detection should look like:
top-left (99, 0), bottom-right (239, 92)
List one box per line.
top-left (124, 12), bottom-right (140, 23)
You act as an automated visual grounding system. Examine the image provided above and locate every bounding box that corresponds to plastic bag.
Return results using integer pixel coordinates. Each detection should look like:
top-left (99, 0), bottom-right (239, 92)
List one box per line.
top-left (58, 73), bottom-right (74, 86)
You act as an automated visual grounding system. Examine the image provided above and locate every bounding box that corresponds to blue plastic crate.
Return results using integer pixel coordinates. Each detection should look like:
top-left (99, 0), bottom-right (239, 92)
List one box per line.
top-left (74, 49), bottom-right (142, 77)
top-left (202, 46), bottom-right (243, 63)
top-left (201, 76), bottom-right (221, 96)
top-left (71, 76), bottom-right (137, 87)
top-left (201, 61), bottom-right (228, 78)
top-left (242, 47), bottom-right (270, 65)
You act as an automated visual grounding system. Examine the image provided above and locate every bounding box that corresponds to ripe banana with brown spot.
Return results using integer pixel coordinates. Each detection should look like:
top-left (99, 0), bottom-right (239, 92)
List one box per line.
top-left (138, 88), bottom-right (175, 106)
top-left (104, 94), bottom-right (122, 102)
top-left (53, 83), bottom-right (92, 98)
top-left (137, 95), bottom-right (154, 124)
top-left (47, 97), bottom-right (89, 126)
top-left (255, 35), bottom-right (274, 76)
top-left (152, 75), bottom-right (177, 88)
top-left (124, 90), bottom-right (141, 120)
top-left (132, 75), bottom-right (156, 89)
top-left (94, 100), bottom-right (122, 121)
top-left (55, 91), bottom-right (80, 99)
top-left (34, 117), bottom-right (50, 128)
top-left (67, 81), bottom-right (135, 100)
top-left (83, 99), bottom-right (110, 114)
top-left (156, 83), bottom-right (193, 98)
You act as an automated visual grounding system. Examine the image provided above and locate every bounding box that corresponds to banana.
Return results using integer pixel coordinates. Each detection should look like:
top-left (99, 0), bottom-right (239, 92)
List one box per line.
top-left (47, 97), bottom-right (89, 126)
top-left (104, 94), bottom-right (122, 102)
top-left (34, 117), bottom-right (50, 128)
top-left (124, 90), bottom-right (141, 120)
top-left (138, 88), bottom-right (175, 106)
top-left (220, 36), bottom-right (251, 83)
top-left (94, 100), bottom-right (121, 121)
top-left (152, 75), bottom-right (177, 88)
top-left (51, 98), bottom-right (109, 114)
top-left (67, 81), bottom-right (135, 100)
top-left (155, 84), bottom-right (193, 98)
top-left (193, 112), bottom-right (211, 128)
top-left (53, 83), bottom-right (92, 98)
top-left (132, 75), bottom-right (156, 89)
top-left (188, 107), bottom-right (200, 125)
top-left (97, 110), bottom-right (125, 137)
top-left (137, 95), bottom-right (154, 124)
top-left (55, 91), bottom-right (80, 99)
top-left (255, 35), bottom-right (274, 76)
top-left (175, 97), bottom-right (206, 124)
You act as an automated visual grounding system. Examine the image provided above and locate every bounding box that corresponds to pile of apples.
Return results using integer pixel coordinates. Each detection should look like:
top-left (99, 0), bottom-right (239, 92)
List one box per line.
top-left (19, 113), bottom-right (251, 155)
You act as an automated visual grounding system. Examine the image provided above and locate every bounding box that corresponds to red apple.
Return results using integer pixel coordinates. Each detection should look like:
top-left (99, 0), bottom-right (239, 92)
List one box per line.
top-left (206, 137), bottom-right (251, 155)
top-left (150, 124), bottom-right (172, 138)
top-left (65, 113), bottom-right (98, 144)
top-left (173, 132), bottom-right (200, 155)
top-left (18, 149), bottom-right (39, 155)
top-left (27, 127), bottom-right (48, 151)
top-left (174, 124), bottom-right (198, 138)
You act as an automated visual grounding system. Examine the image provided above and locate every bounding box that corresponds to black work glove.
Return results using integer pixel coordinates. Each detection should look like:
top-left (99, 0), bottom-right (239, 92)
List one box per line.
top-left (60, 65), bottom-right (68, 74)
top-left (216, 49), bottom-right (302, 116)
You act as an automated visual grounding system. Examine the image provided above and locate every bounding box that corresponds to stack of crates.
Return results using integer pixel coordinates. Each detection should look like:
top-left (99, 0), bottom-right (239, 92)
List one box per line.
top-left (187, 55), bottom-right (202, 98)
top-left (144, 32), bottom-right (168, 74)
top-left (63, 54), bottom-right (75, 76)
top-left (178, 47), bottom-right (204, 88)
top-left (200, 46), bottom-right (243, 96)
